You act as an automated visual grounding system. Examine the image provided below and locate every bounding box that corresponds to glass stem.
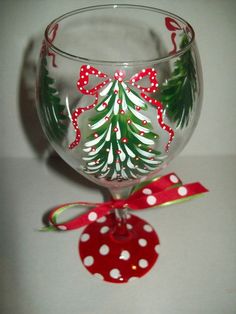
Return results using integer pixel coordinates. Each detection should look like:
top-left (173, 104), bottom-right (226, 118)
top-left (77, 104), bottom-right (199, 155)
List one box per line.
top-left (113, 208), bottom-right (129, 238)
top-left (110, 187), bottom-right (132, 240)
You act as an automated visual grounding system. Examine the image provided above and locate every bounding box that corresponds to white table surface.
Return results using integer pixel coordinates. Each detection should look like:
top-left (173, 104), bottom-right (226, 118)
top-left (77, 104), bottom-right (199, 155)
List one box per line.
top-left (1, 155), bottom-right (236, 314)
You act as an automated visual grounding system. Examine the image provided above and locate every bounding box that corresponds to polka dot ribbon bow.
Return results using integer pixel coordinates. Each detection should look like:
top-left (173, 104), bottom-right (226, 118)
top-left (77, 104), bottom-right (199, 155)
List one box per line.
top-left (69, 65), bottom-right (174, 152)
top-left (43, 173), bottom-right (208, 231)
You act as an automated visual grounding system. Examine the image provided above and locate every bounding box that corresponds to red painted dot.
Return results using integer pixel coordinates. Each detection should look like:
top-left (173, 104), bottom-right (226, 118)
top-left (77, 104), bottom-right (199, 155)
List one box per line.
top-left (113, 127), bottom-right (118, 132)
top-left (119, 109), bottom-right (125, 114)
top-left (139, 132), bottom-right (144, 136)
top-left (136, 106), bottom-right (141, 111)
top-left (103, 102), bottom-right (108, 107)
top-left (121, 137), bottom-right (128, 143)
top-left (142, 120), bottom-right (147, 125)
top-left (114, 90), bottom-right (118, 94)
top-left (116, 150), bottom-right (121, 154)
top-left (117, 99), bottom-right (122, 104)
top-left (127, 119), bottom-right (132, 124)
top-left (105, 116), bottom-right (109, 121)
top-left (94, 133), bottom-right (99, 138)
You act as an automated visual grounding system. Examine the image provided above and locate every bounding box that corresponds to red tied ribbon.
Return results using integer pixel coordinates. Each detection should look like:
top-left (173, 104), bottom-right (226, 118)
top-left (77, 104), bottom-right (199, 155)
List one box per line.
top-left (43, 173), bottom-right (208, 231)
top-left (69, 65), bottom-right (174, 152)
top-left (165, 17), bottom-right (182, 55)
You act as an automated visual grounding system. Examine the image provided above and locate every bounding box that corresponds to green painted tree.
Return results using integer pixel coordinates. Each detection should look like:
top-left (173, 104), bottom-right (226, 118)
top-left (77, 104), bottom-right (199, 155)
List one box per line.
top-left (160, 34), bottom-right (197, 128)
top-left (39, 58), bottom-right (68, 141)
top-left (82, 78), bottom-right (163, 181)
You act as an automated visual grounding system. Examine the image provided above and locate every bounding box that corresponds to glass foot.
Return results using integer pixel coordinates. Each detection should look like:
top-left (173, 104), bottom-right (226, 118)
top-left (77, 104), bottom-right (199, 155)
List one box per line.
top-left (79, 213), bottom-right (160, 283)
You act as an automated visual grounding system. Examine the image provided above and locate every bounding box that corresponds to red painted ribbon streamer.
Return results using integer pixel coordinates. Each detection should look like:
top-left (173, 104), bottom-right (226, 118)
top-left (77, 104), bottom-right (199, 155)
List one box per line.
top-left (165, 17), bottom-right (182, 55)
top-left (40, 23), bottom-right (58, 67)
top-left (69, 66), bottom-right (174, 151)
top-left (44, 173), bottom-right (208, 231)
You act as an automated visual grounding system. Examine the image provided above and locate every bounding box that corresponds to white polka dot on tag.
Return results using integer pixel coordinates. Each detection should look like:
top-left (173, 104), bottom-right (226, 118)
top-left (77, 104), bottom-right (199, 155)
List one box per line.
top-left (88, 212), bottom-right (98, 221)
top-left (170, 174), bottom-right (179, 183)
top-left (110, 268), bottom-right (121, 279)
top-left (155, 244), bottom-right (160, 254)
top-left (138, 238), bottom-right (147, 247)
top-left (84, 256), bottom-right (94, 266)
top-left (100, 226), bottom-right (109, 234)
top-left (119, 250), bottom-right (130, 260)
top-left (178, 186), bottom-right (188, 196)
top-left (128, 277), bottom-right (138, 282)
top-left (94, 273), bottom-right (104, 280)
top-left (138, 259), bottom-right (148, 268)
top-left (81, 233), bottom-right (90, 242)
top-left (97, 216), bottom-right (107, 223)
top-left (127, 224), bottom-right (133, 230)
top-left (146, 195), bottom-right (157, 206)
top-left (143, 224), bottom-right (153, 232)
top-left (99, 244), bottom-right (110, 255)
top-left (142, 188), bottom-right (152, 195)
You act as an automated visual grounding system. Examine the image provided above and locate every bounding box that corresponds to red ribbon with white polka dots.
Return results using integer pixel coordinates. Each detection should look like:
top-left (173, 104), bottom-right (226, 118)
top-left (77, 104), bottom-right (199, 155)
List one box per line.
top-left (69, 65), bottom-right (174, 151)
top-left (44, 173), bottom-right (208, 231)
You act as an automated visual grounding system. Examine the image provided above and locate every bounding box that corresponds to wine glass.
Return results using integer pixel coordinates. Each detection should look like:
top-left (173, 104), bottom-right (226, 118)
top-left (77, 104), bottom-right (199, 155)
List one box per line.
top-left (36, 4), bottom-right (203, 283)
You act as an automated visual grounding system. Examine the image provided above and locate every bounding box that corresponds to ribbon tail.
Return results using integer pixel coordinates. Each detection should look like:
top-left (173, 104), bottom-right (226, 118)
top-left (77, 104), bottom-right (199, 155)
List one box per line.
top-left (127, 181), bottom-right (208, 210)
top-left (169, 32), bottom-right (178, 55)
top-left (45, 201), bottom-right (112, 231)
top-left (140, 93), bottom-right (174, 151)
top-left (69, 95), bottom-right (99, 149)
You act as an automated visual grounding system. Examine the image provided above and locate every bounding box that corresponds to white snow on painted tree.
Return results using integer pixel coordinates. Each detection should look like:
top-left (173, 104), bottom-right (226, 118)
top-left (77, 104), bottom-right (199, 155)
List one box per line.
top-left (82, 70), bottom-right (163, 181)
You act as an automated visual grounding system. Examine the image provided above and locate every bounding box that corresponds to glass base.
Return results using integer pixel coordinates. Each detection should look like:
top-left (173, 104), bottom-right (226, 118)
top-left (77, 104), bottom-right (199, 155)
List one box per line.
top-left (79, 213), bottom-right (160, 283)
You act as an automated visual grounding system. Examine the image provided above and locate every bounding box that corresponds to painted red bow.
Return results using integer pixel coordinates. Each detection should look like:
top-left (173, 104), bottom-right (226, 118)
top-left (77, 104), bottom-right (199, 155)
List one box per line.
top-left (43, 173), bottom-right (208, 231)
top-left (69, 65), bottom-right (174, 151)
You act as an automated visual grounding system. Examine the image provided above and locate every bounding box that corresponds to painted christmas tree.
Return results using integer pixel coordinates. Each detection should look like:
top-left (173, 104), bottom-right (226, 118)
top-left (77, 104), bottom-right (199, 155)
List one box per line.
top-left (82, 71), bottom-right (163, 181)
top-left (160, 34), bottom-right (197, 128)
top-left (39, 58), bottom-right (68, 141)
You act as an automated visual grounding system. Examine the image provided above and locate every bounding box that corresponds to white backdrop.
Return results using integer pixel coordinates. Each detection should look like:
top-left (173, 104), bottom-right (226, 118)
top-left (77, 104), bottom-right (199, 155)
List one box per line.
top-left (0, 0), bottom-right (235, 158)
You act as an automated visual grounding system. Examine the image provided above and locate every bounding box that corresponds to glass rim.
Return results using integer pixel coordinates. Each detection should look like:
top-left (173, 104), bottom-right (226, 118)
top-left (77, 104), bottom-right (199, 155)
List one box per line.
top-left (44, 4), bottom-right (196, 65)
